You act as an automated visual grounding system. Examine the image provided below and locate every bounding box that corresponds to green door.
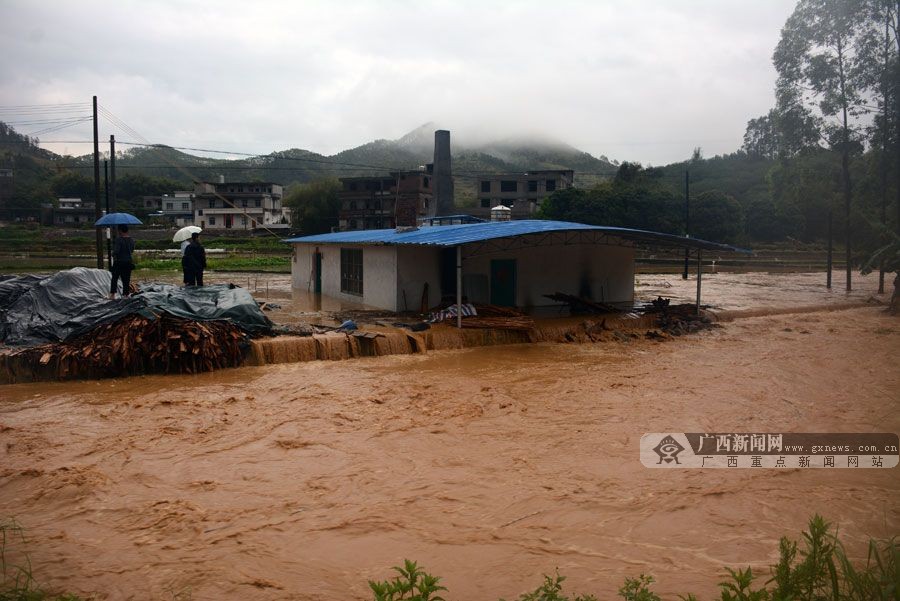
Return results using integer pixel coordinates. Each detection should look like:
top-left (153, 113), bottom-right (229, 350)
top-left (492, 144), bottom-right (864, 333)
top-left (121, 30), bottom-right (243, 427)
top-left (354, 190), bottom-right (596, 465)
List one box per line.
top-left (314, 252), bottom-right (322, 294)
top-left (490, 259), bottom-right (517, 306)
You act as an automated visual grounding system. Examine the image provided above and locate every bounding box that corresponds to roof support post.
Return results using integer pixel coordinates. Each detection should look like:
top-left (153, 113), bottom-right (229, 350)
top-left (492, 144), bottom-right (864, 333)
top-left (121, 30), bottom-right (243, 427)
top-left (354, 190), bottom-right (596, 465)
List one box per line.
top-left (696, 249), bottom-right (703, 315)
top-left (456, 245), bottom-right (463, 329)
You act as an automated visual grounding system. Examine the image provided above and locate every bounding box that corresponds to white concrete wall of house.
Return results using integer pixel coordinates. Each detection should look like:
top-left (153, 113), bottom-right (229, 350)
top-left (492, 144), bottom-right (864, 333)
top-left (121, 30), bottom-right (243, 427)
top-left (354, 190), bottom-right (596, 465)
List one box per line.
top-left (462, 243), bottom-right (635, 307)
top-left (291, 243), bottom-right (401, 311)
top-left (396, 246), bottom-right (442, 312)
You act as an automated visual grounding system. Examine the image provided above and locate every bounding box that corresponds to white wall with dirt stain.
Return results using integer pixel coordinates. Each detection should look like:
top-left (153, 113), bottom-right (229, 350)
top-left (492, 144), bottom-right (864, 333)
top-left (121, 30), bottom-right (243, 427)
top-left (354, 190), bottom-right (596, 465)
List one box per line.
top-left (396, 246), bottom-right (442, 312)
top-left (291, 243), bottom-right (400, 310)
top-left (461, 242), bottom-right (634, 307)
top-left (292, 240), bottom-right (635, 312)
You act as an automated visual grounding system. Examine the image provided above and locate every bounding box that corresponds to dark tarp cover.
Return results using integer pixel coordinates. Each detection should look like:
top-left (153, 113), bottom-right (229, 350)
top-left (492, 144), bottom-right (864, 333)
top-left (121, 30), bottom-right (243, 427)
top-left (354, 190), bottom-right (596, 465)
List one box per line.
top-left (0, 267), bottom-right (273, 347)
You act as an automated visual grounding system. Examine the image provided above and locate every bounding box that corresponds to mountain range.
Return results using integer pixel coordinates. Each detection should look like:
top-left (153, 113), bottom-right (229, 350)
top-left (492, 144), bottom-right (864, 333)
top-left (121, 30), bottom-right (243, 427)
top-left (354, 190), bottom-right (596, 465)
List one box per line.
top-left (85, 122), bottom-right (618, 192)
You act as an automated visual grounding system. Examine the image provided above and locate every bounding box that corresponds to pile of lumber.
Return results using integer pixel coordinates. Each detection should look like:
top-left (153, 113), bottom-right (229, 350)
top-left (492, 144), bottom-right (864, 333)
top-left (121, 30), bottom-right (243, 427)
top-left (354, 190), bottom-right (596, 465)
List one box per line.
top-left (6, 314), bottom-right (249, 380)
top-left (543, 292), bottom-right (621, 314)
top-left (462, 304), bottom-right (535, 330)
top-left (459, 316), bottom-right (535, 331)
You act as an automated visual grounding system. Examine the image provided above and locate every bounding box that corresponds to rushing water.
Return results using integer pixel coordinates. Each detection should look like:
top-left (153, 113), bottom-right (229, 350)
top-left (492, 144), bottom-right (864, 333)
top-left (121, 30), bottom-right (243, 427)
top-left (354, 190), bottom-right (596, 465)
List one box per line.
top-left (0, 272), bottom-right (897, 599)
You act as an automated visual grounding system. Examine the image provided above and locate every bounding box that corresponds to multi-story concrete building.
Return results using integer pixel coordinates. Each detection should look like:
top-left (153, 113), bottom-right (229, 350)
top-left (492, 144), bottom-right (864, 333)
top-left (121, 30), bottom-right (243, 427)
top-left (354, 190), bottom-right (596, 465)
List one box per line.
top-left (338, 169), bottom-right (435, 231)
top-left (53, 198), bottom-right (96, 225)
top-left (193, 181), bottom-right (287, 230)
top-left (467, 170), bottom-right (575, 220)
top-left (161, 190), bottom-right (195, 227)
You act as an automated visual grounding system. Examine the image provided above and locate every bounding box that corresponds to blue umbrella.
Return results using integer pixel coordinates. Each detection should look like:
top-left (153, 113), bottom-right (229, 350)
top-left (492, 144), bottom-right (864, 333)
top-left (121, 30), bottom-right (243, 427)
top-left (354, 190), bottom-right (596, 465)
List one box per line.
top-left (95, 212), bottom-right (143, 226)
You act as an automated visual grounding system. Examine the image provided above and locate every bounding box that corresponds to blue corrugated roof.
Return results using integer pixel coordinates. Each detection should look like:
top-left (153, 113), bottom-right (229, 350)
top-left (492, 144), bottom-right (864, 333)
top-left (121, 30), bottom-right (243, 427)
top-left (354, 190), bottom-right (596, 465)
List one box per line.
top-left (284, 220), bottom-right (750, 253)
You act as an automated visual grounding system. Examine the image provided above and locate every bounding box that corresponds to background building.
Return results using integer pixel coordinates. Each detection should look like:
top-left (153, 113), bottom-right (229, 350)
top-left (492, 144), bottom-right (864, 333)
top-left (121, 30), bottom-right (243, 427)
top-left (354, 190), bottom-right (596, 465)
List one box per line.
top-left (193, 180), bottom-right (286, 230)
top-left (466, 170), bottom-right (574, 220)
top-left (339, 169), bottom-right (435, 231)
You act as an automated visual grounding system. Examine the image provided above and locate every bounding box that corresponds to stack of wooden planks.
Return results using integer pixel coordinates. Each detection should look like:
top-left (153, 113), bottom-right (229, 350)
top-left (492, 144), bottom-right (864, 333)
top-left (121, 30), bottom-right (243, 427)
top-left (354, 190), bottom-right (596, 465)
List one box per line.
top-left (8, 313), bottom-right (248, 380)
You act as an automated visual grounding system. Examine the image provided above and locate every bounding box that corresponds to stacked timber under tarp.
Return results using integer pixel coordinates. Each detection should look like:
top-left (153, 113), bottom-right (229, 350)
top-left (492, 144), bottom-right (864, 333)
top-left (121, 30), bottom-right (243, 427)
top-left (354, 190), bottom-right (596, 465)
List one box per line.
top-left (0, 268), bottom-right (273, 383)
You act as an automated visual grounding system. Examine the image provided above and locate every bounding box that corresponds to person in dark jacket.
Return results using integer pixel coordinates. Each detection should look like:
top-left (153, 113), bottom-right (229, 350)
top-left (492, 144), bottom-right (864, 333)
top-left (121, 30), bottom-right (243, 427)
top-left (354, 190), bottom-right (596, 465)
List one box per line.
top-left (183, 232), bottom-right (207, 286)
top-left (109, 224), bottom-right (136, 299)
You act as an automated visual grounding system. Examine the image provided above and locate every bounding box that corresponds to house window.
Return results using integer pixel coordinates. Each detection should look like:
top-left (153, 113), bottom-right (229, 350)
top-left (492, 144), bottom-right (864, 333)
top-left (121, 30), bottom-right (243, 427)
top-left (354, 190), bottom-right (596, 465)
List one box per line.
top-left (181, 202), bottom-right (189, 210)
top-left (480, 198), bottom-right (490, 208)
top-left (254, 199), bottom-right (261, 208)
top-left (500, 180), bottom-right (517, 193)
top-left (340, 248), bottom-right (363, 296)
top-left (423, 176), bottom-right (430, 188)
top-left (165, 202), bottom-right (173, 210)
top-left (198, 210), bottom-right (204, 216)
top-left (209, 216), bottom-right (217, 225)
top-left (480, 181), bottom-right (491, 193)
top-left (241, 199), bottom-right (248, 207)
top-left (208, 199), bottom-right (216, 208)
top-left (546, 179), bottom-right (557, 192)
top-left (528, 180), bottom-right (538, 193)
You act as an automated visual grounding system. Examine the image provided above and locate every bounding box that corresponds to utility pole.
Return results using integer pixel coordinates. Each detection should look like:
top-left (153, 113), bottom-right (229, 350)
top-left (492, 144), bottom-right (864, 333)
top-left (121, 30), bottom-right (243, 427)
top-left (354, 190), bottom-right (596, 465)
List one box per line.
top-left (682, 169), bottom-right (690, 280)
top-left (826, 210), bottom-right (833, 289)
top-left (110, 135), bottom-right (117, 213)
top-left (104, 160), bottom-right (112, 269)
top-left (93, 96), bottom-right (102, 268)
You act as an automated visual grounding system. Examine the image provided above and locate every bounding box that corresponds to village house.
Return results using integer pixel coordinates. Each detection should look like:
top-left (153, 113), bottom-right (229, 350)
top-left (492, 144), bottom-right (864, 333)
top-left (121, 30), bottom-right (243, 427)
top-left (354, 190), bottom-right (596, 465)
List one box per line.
top-left (286, 219), bottom-right (743, 313)
top-left (467, 170), bottom-right (574, 220)
top-left (193, 179), bottom-right (287, 230)
top-left (52, 198), bottom-right (96, 225)
top-left (161, 190), bottom-right (195, 227)
top-left (339, 169), bottom-right (436, 231)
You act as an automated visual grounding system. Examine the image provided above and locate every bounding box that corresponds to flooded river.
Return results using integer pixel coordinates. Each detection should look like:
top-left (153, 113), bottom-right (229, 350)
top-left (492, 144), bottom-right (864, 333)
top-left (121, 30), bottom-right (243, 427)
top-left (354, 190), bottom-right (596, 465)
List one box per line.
top-left (1, 296), bottom-right (898, 599)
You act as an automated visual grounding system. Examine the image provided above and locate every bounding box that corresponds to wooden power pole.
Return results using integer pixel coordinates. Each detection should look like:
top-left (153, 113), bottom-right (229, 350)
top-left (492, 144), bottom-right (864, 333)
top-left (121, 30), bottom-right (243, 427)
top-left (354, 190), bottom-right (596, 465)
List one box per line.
top-left (93, 96), bottom-right (102, 268)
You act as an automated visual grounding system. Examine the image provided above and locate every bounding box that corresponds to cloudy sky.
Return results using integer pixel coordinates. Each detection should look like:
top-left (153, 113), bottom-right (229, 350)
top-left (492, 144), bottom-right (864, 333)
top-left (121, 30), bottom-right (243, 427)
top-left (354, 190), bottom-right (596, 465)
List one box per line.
top-left (0, 0), bottom-right (796, 166)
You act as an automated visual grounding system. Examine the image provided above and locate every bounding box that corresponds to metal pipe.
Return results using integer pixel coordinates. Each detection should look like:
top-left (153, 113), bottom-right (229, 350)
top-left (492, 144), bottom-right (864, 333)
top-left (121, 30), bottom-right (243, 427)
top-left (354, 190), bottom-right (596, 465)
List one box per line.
top-left (456, 245), bottom-right (462, 329)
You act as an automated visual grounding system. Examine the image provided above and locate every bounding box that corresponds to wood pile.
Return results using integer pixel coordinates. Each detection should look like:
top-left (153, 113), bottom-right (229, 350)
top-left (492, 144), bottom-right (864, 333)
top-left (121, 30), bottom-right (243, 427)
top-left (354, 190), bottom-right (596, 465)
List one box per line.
top-left (459, 316), bottom-right (535, 331)
top-left (4, 314), bottom-right (249, 381)
top-left (460, 304), bottom-right (535, 330)
top-left (543, 292), bottom-right (622, 314)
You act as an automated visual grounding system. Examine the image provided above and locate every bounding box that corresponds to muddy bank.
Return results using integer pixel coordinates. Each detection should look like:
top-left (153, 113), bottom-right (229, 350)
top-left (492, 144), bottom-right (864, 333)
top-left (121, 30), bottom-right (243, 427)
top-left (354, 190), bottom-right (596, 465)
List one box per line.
top-left (0, 306), bottom-right (897, 600)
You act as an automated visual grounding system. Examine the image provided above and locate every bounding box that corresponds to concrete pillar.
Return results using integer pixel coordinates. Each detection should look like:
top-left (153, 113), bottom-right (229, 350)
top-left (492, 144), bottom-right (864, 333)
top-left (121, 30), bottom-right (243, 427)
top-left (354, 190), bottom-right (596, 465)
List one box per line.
top-left (434, 130), bottom-right (454, 216)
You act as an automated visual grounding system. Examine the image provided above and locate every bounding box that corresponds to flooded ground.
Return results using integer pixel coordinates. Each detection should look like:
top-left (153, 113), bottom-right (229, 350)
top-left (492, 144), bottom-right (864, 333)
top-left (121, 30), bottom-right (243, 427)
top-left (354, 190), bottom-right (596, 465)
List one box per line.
top-left (123, 268), bottom-right (889, 324)
top-left (1, 301), bottom-right (898, 599)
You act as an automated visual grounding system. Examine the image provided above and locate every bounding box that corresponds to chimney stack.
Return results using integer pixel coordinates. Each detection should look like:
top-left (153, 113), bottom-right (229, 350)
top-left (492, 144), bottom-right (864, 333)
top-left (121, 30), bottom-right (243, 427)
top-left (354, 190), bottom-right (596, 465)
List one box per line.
top-left (433, 130), bottom-right (453, 215)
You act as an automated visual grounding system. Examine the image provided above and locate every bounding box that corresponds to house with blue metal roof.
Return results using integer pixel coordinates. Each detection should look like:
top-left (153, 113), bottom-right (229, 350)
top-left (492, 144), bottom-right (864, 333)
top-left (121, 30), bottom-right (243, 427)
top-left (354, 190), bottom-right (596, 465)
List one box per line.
top-left (284, 219), bottom-right (747, 313)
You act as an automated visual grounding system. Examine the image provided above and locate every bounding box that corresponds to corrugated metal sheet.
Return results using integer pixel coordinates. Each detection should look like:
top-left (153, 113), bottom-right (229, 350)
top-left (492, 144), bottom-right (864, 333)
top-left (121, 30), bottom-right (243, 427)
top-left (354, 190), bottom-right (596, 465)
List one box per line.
top-left (284, 219), bottom-right (750, 253)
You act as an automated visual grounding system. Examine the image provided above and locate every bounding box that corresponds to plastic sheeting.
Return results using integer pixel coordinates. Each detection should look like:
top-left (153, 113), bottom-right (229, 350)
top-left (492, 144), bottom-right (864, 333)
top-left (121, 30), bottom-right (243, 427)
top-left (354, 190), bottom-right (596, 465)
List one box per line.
top-left (0, 267), bottom-right (273, 347)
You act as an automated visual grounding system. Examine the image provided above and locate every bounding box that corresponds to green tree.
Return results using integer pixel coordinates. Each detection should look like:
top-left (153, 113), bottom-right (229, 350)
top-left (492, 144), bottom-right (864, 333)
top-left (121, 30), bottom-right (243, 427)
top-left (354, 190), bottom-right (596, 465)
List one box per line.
top-left (774, 0), bottom-right (872, 289)
top-left (50, 171), bottom-right (93, 200)
top-left (284, 177), bottom-right (342, 234)
top-left (692, 190), bottom-right (744, 243)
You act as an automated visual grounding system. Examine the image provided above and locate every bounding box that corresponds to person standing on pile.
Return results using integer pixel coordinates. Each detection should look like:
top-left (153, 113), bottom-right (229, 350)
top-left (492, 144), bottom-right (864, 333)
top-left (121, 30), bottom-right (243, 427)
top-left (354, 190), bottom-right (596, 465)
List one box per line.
top-left (109, 224), bottom-right (135, 299)
top-left (183, 231), bottom-right (206, 286)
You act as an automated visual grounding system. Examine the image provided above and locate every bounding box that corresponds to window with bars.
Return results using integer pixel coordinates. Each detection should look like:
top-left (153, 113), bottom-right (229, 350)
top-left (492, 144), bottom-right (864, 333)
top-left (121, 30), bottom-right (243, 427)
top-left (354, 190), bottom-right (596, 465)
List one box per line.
top-left (340, 248), bottom-right (363, 296)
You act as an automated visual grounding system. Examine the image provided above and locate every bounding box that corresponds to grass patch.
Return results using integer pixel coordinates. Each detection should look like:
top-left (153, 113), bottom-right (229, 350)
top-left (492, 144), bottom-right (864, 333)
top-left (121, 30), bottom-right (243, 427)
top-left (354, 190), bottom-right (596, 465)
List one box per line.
top-left (370, 516), bottom-right (898, 600)
top-left (1, 517), bottom-right (84, 601)
top-left (136, 255), bottom-right (290, 272)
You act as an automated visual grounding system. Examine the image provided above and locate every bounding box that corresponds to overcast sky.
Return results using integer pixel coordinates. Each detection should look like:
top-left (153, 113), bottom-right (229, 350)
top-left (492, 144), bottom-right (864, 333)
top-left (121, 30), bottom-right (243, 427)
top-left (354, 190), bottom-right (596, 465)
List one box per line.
top-left (0, 0), bottom-right (796, 166)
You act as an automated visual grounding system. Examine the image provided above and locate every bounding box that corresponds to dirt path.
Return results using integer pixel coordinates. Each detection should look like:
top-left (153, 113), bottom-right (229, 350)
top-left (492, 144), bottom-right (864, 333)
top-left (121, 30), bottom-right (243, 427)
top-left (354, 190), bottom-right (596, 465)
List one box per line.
top-left (1, 307), bottom-right (898, 600)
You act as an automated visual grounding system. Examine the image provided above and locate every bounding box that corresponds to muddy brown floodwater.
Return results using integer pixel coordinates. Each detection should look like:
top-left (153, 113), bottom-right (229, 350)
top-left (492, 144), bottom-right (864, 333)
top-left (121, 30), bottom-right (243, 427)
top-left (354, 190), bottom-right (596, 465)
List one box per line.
top-left (1, 299), bottom-right (898, 600)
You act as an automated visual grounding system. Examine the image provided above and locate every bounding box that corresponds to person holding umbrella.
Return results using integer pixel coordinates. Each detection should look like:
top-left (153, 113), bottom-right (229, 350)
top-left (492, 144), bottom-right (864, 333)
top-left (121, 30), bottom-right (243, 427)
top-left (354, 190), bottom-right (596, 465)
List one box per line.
top-left (110, 224), bottom-right (135, 299)
top-left (173, 225), bottom-right (202, 285)
top-left (94, 212), bottom-right (142, 299)
top-left (183, 231), bottom-right (207, 286)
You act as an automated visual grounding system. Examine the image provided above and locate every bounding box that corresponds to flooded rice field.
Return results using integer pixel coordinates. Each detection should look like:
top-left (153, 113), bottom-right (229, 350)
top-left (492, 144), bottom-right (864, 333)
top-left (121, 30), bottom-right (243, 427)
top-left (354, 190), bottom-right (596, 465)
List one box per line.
top-left (0, 271), bottom-right (897, 600)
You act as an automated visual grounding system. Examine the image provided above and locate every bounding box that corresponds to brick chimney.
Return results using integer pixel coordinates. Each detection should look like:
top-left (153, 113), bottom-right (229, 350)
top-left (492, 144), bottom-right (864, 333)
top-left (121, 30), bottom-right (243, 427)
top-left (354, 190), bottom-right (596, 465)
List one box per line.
top-left (433, 130), bottom-right (453, 215)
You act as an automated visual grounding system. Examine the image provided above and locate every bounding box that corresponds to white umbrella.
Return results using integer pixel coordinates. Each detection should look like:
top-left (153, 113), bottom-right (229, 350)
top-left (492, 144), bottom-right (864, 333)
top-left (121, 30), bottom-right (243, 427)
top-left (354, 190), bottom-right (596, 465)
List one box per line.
top-left (173, 226), bottom-right (202, 243)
